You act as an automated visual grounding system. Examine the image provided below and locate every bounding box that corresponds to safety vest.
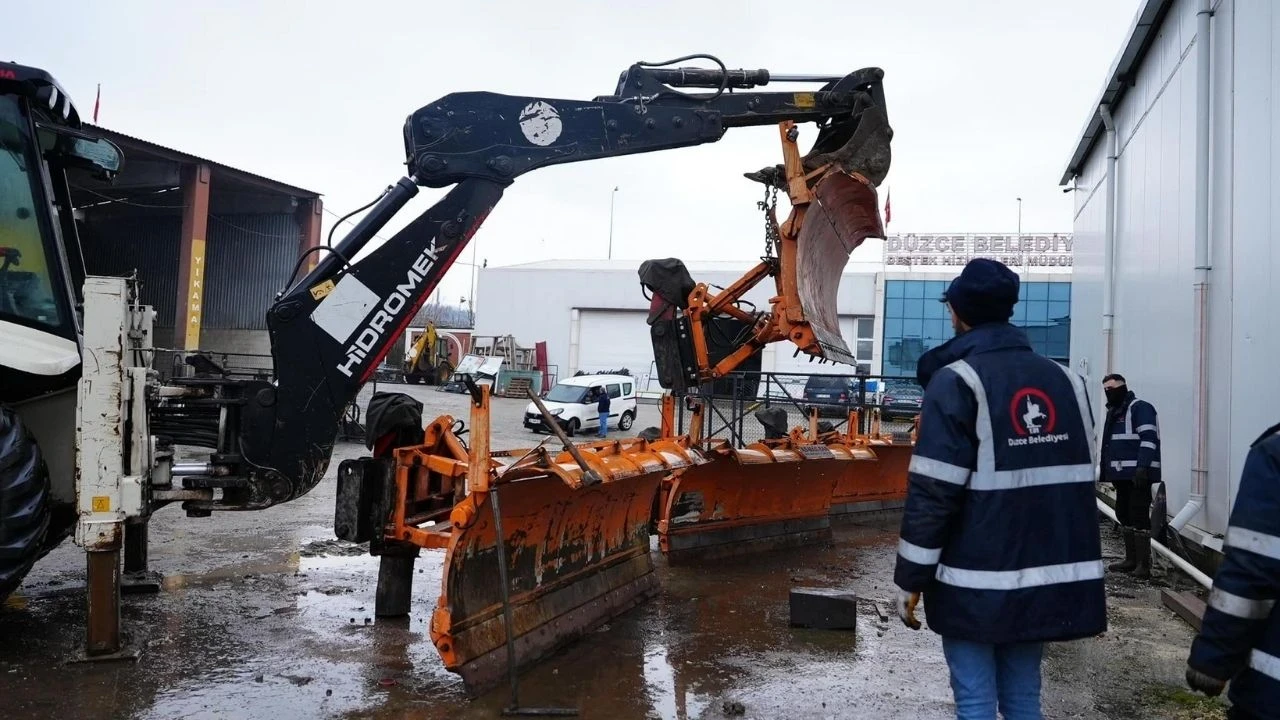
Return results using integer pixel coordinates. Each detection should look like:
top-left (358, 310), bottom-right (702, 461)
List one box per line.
top-left (1100, 392), bottom-right (1162, 482)
top-left (895, 323), bottom-right (1107, 645)
top-left (1188, 425), bottom-right (1280, 716)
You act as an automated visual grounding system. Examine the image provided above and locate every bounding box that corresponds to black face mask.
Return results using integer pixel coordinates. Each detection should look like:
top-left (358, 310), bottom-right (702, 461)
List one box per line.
top-left (1105, 385), bottom-right (1128, 407)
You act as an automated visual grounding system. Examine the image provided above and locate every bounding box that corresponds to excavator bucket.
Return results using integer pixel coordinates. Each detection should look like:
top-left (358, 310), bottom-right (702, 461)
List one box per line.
top-left (829, 440), bottom-right (914, 517)
top-left (794, 171), bottom-right (885, 365)
top-left (397, 402), bottom-right (707, 695)
top-left (657, 436), bottom-right (878, 561)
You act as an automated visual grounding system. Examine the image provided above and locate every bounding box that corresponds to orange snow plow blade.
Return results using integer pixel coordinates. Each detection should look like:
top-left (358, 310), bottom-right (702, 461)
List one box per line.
top-left (657, 435), bottom-right (878, 561)
top-left (389, 389), bottom-right (706, 695)
top-left (830, 441), bottom-right (913, 517)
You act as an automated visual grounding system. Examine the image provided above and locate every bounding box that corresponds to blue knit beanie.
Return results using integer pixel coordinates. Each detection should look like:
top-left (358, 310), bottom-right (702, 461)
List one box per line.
top-left (940, 258), bottom-right (1020, 326)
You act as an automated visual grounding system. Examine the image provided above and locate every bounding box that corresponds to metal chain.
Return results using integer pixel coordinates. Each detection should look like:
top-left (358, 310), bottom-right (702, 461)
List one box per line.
top-left (758, 183), bottom-right (779, 257)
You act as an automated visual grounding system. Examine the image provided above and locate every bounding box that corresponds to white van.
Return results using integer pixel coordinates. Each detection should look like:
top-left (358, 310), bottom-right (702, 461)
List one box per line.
top-left (523, 374), bottom-right (637, 436)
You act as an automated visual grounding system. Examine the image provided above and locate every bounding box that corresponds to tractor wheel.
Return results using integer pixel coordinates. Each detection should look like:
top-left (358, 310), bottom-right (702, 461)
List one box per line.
top-left (0, 405), bottom-right (50, 601)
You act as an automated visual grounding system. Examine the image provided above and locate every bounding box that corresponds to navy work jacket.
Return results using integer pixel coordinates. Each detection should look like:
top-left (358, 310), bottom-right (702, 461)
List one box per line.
top-left (1188, 425), bottom-right (1280, 717)
top-left (1099, 390), bottom-right (1162, 482)
top-left (894, 323), bottom-right (1107, 644)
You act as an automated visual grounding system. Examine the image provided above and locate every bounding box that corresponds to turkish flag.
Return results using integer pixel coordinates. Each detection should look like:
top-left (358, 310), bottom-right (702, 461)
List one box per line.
top-left (884, 187), bottom-right (891, 225)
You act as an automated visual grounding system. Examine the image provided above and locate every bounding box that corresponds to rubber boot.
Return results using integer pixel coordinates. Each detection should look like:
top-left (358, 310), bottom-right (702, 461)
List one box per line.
top-left (1132, 530), bottom-right (1152, 580)
top-left (1109, 528), bottom-right (1137, 573)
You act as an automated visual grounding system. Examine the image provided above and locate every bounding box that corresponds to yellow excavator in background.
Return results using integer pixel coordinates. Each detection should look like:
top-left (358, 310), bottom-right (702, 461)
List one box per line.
top-left (402, 322), bottom-right (453, 385)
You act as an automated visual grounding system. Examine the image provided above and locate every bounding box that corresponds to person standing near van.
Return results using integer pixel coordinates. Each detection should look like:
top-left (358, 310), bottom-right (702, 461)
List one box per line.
top-left (595, 386), bottom-right (611, 438)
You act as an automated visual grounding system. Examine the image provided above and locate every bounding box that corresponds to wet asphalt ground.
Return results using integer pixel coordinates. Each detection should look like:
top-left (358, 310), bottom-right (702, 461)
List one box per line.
top-left (0, 385), bottom-right (1222, 719)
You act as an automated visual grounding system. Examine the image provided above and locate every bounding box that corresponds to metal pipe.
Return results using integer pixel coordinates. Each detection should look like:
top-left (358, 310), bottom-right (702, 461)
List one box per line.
top-left (767, 73), bottom-right (844, 83)
top-left (1099, 104), bottom-right (1118, 374)
top-left (1097, 499), bottom-right (1212, 588)
top-left (1173, 0), bottom-right (1214, 532)
top-left (170, 462), bottom-right (214, 477)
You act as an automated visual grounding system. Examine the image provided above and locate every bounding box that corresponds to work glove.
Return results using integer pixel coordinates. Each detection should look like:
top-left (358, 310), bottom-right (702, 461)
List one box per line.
top-left (1134, 466), bottom-right (1150, 483)
top-left (896, 587), bottom-right (921, 630)
top-left (1185, 664), bottom-right (1227, 697)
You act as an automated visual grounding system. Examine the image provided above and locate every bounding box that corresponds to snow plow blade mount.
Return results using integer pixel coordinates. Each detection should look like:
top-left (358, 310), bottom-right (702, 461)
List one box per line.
top-left (388, 390), bottom-right (706, 696)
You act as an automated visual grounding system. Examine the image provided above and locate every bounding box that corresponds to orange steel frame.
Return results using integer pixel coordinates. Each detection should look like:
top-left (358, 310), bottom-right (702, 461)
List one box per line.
top-left (686, 121), bottom-right (878, 383)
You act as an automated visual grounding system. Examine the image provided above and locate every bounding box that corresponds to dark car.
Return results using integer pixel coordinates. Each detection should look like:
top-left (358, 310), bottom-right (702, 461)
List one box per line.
top-left (880, 381), bottom-right (924, 421)
top-left (802, 375), bottom-right (857, 418)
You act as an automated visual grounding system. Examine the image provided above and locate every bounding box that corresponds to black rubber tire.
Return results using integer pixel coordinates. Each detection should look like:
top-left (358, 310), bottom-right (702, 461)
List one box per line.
top-left (0, 405), bottom-right (50, 601)
top-left (566, 418), bottom-right (579, 437)
top-left (618, 411), bottom-right (635, 431)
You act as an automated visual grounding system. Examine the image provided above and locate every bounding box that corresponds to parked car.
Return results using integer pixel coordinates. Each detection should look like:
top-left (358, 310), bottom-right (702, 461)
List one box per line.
top-left (524, 374), bottom-right (637, 436)
top-left (880, 380), bottom-right (924, 421)
top-left (801, 375), bottom-right (858, 418)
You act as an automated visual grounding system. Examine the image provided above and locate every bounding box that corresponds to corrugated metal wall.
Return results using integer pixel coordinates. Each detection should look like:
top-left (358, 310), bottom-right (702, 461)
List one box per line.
top-left (78, 213), bottom-right (299, 331)
top-left (79, 215), bottom-right (183, 326)
top-left (204, 213), bottom-right (300, 329)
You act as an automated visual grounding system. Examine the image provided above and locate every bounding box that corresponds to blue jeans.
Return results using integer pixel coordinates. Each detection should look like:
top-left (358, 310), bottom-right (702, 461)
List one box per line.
top-left (941, 637), bottom-right (1044, 720)
top-left (597, 412), bottom-right (609, 437)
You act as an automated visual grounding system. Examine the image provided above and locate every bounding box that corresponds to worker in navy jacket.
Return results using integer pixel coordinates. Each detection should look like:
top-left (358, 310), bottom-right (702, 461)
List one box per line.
top-left (1098, 373), bottom-right (1162, 579)
top-left (1185, 424), bottom-right (1280, 719)
top-left (894, 259), bottom-right (1106, 720)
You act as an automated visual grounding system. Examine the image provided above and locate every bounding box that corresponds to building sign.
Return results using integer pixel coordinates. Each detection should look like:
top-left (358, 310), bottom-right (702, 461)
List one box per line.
top-left (883, 234), bottom-right (1073, 269)
top-left (183, 238), bottom-right (206, 350)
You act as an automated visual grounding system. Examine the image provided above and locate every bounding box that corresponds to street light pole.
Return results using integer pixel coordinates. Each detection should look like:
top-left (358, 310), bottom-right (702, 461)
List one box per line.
top-left (1016, 197), bottom-right (1023, 238)
top-left (608, 186), bottom-right (618, 259)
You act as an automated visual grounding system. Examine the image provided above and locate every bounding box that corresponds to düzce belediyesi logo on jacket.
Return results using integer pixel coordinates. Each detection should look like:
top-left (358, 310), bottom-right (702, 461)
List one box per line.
top-left (1008, 387), bottom-right (1070, 447)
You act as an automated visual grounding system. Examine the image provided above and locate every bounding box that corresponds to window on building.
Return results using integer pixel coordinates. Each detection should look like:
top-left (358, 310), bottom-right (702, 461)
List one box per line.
top-left (854, 316), bottom-right (874, 375)
top-left (881, 279), bottom-right (1071, 377)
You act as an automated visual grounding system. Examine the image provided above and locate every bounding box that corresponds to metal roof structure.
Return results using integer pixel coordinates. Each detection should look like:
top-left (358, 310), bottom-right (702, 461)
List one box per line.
top-left (1059, 0), bottom-right (1177, 185)
top-left (82, 124), bottom-right (320, 200)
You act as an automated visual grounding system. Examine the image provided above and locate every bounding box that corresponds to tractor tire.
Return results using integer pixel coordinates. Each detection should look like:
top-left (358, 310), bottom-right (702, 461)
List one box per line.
top-left (0, 405), bottom-right (50, 601)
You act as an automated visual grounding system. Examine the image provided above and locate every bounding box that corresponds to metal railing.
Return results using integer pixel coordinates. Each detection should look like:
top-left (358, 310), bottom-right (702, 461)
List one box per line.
top-left (671, 371), bottom-right (922, 448)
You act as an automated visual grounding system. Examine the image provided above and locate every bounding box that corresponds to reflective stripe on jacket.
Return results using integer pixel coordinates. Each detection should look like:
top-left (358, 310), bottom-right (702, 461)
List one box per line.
top-left (1100, 393), bottom-right (1161, 482)
top-left (894, 323), bottom-right (1107, 645)
top-left (1188, 425), bottom-right (1280, 716)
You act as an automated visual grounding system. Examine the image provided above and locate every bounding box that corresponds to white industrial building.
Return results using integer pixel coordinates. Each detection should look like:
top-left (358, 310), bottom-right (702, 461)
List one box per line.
top-left (473, 259), bottom-right (883, 394)
top-left (1061, 0), bottom-right (1277, 552)
top-left (474, 247), bottom-right (1072, 398)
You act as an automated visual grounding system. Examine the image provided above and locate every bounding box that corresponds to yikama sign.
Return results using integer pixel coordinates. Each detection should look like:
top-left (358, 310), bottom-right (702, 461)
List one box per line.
top-left (883, 234), bottom-right (1073, 269)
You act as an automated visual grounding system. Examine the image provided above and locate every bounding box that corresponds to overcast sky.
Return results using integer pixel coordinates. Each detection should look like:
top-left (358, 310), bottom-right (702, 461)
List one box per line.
top-left (3, 0), bottom-right (1141, 305)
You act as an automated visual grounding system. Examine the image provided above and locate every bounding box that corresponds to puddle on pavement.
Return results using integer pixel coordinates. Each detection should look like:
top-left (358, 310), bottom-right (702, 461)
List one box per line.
top-left (0, 517), bottom-right (1193, 719)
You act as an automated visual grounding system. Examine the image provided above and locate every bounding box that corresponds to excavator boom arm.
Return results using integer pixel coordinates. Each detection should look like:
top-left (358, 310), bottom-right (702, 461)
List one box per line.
top-left (227, 60), bottom-right (890, 510)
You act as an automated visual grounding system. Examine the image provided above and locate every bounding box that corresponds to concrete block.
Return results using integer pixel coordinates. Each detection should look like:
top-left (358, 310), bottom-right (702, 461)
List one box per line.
top-left (789, 587), bottom-right (857, 631)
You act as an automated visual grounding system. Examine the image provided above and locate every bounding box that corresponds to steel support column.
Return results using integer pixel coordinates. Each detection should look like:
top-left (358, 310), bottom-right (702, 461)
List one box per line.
top-left (297, 197), bottom-right (323, 273)
top-left (175, 164), bottom-right (211, 351)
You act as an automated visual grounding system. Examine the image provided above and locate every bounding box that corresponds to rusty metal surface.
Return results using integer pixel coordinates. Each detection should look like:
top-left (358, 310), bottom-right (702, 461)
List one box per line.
top-left (417, 430), bottom-right (706, 696)
top-left (794, 171), bottom-right (884, 365)
top-left (829, 441), bottom-right (912, 515)
top-left (85, 549), bottom-right (122, 656)
top-left (656, 439), bottom-right (876, 561)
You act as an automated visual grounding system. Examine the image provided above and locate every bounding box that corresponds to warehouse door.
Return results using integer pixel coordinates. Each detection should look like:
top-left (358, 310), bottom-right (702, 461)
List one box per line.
top-left (573, 310), bottom-right (656, 389)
